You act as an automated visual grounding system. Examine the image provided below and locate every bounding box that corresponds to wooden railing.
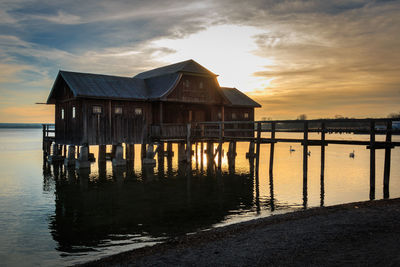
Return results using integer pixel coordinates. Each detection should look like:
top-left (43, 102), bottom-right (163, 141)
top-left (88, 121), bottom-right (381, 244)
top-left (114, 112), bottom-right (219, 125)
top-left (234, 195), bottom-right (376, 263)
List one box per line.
top-left (150, 118), bottom-right (400, 141)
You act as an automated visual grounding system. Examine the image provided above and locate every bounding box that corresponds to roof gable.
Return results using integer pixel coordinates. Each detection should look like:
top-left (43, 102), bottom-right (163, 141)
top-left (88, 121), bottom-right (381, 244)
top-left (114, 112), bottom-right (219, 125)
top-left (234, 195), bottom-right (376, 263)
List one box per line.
top-left (134, 59), bottom-right (218, 79)
top-left (221, 87), bottom-right (261, 108)
top-left (47, 71), bottom-right (148, 103)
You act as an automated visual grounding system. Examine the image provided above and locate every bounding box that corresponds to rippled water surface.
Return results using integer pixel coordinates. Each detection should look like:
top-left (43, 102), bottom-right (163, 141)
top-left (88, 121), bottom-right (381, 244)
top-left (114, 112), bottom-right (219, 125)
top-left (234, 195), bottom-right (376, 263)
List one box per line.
top-left (0, 128), bottom-right (399, 266)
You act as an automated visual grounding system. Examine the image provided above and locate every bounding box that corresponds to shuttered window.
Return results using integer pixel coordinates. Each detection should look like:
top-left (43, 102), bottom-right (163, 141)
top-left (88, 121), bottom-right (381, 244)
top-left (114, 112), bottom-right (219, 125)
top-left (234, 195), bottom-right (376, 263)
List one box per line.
top-left (72, 106), bottom-right (76, 119)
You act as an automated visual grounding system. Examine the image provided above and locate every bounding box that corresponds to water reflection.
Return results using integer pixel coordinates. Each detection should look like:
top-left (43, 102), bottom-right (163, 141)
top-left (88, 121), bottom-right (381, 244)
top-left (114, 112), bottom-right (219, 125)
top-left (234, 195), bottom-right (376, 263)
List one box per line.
top-left (46, 161), bottom-right (256, 253)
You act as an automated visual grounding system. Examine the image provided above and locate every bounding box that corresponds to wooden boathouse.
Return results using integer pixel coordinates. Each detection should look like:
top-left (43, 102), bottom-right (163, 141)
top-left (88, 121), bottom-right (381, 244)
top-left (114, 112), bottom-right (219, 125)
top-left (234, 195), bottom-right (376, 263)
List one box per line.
top-left (44, 59), bottom-right (261, 167)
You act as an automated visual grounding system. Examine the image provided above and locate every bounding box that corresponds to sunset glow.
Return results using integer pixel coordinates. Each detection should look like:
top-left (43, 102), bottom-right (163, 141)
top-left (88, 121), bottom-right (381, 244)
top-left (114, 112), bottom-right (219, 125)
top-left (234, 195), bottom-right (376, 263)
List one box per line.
top-left (0, 0), bottom-right (399, 122)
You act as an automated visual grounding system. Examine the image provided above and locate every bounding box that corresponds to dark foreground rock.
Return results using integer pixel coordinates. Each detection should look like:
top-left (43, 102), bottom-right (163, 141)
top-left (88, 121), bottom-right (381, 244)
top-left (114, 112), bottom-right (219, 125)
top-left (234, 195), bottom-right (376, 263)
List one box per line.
top-left (80, 198), bottom-right (400, 267)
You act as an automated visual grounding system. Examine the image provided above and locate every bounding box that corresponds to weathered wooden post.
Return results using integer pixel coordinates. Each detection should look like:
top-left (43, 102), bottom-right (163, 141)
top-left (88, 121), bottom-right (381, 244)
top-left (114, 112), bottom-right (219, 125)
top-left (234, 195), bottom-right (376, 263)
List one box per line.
top-left (178, 142), bottom-right (186, 163)
top-left (98, 145), bottom-right (106, 163)
top-left (369, 121), bottom-right (376, 200)
top-left (206, 141), bottom-right (214, 165)
top-left (303, 121), bottom-right (309, 209)
top-left (320, 122), bottom-right (326, 206)
top-left (269, 122), bottom-right (275, 176)
top-left (195, 142), bottom-right (198, 169)
top-left (217, 122), bottom-right (223, 171)
top-left (143, 143), bottom-right (156, 165)
top-left (200, 142), bottom-right (204, 170)
top-left (255, 122), bottom-right (261, 177)
top-left (156, 142), bottom-right (164, 163)
top-left (166, 142), bottom-right (173, 157)
top-left (227, 141), bottom-right (237, 174)
top-left (383, 120), bottom-right (392, 199)
top-left (186, 123), bottom-right (192, 163)
top-left (64, 145), bottom-right (76, 167)
top-left (112, 144), bottom-right (126, 167)
top-left (76, 145), bottom-right (90, 169)
top-left (141, 143), bottom-right (146, 161)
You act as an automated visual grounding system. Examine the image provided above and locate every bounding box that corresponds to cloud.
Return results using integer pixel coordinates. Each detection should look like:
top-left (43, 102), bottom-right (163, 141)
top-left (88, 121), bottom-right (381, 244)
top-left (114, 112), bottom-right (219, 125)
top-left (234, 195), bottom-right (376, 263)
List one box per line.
top-left (0, 0), bottom-right (400, 122)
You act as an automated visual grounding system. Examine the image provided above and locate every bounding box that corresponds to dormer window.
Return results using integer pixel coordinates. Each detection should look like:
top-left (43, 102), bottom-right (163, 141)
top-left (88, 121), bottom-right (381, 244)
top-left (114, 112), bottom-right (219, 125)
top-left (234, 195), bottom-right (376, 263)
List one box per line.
top-left (199, 81), bottom-right (203, 89)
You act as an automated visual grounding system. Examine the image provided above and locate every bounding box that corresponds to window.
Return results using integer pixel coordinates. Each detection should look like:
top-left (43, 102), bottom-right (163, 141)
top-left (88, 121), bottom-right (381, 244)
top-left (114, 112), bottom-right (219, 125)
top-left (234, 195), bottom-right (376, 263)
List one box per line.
top-left (61, 108), bottom-right (64, 120)
top-left (185, 80), bottom-right (190, 88)
top-left (93, 106), bottom-right (102, 114)
top-left (72, 106), bottom-right (76, 119)
top-left (217, 112), bottom-right (222, 120)
top-left (135, 108), bottom-right (143, 115)
top-left (199, 81), bottom-right (203, 89)
top-left (232, 113), bottom-right (237, 120)
top-left (115, 107), bottom-right (122, 114)
top-left (244, 112), bottom-right (249, 119)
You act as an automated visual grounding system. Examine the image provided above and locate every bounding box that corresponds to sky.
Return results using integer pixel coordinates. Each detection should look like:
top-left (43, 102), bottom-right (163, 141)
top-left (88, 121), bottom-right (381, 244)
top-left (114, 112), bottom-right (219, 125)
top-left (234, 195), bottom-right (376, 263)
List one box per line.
top-left (0, 0), bottom-right (399, 122)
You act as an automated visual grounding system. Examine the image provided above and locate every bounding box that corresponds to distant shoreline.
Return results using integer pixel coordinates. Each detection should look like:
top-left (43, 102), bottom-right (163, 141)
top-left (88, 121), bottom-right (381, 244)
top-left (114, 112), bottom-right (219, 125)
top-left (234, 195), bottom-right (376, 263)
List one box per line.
top-left (0, 123), bottom-right (44, 129)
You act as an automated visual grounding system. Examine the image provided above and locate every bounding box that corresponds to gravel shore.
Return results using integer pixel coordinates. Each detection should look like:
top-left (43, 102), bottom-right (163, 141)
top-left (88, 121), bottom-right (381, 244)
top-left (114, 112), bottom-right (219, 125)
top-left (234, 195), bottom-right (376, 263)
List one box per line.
top-left (81, 198), bottom-right (400, 266)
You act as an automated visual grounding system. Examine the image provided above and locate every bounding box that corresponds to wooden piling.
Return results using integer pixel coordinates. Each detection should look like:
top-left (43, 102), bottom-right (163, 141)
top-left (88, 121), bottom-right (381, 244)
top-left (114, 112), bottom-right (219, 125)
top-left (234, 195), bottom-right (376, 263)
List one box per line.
top-left (269, 122), bottom-right (275, 176)
top-left (255, 122), bottom-right (261, 177)
top-left (98, 144), bottom-right (106, 163)
top-left (303, 121), bottom-right (308, 209)
top-left (320, 122), bottom-right (326, 206)
top-left (383, 121), bottom-right (392, 199)
top-left (125, 144), bottom-right (135, 164)
top-left (217, 122), bottom-right (223, 170)
top-left (186, 123), bottom-right (191, 163)
top-left (369, 121), bottom-right (375, 200)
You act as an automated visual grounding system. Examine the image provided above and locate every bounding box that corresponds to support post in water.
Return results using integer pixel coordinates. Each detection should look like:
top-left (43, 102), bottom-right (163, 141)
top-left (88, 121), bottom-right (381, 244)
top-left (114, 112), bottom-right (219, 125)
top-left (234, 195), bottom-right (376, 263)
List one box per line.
top-left (255, 122), bottom-right (261, 177)
top-left (269, 122), bottom-right (275, 176)
top-left (383, 120), bottom-right (392, 199)
top-left (98, 144), bottom-right (106, 163)
top-left (320, 122), bottom-right (326, 206)
top-left (370, 121), bottom-right (376, 200)
top-left (186, 123), bottom-right (192, 164)
top-left (218, 122), bottom-right (223, 171)
top-left (303, 121), bottom-right (309, 209)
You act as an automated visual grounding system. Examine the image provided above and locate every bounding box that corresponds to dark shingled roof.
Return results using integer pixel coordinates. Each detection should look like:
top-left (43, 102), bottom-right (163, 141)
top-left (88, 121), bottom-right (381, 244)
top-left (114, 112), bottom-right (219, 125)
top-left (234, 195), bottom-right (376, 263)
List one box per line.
top-left (47, 71), bottom-right (181, 103)
top-left (47, 60), bottom-right (260, 108)
top-left (221, 87), bottom-right (261, 107)
top-left (134, 59), bottom-right (218, 79)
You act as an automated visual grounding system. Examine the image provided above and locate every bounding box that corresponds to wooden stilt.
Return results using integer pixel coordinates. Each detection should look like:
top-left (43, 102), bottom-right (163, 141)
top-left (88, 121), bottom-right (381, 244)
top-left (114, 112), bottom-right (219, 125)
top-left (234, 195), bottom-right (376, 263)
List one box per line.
top-left (98, 144), bottom-right (106, 163)
top-left (320, 122), bottom-right (326, 206)
top-left (141, 143), bottom-right (146, 160)
top-left (186, 123), bottom-right (192, 163)
top-left (255, 122), bottom-right (261, 177)
top-left (303, 121), bottom-right (308, 209)
top-left (369, 121), bottom-right (375, 200)
top-left (383, 121), bottom-right (392, 199)
top-left (269, 122), bottom-right (275, 176)
top-left (200, 142), bottom-right (204, 171)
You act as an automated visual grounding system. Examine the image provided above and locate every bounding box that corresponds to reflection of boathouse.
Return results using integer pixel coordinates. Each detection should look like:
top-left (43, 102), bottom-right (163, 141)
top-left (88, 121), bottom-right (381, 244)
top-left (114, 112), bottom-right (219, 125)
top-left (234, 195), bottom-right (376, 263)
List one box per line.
top-left (46, 164), bottom-right (255, 251)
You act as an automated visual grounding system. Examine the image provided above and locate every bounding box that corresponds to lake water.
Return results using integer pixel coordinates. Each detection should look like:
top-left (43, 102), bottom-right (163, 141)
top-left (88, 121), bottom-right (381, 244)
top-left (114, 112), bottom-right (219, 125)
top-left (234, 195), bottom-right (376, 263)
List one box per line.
top-left (0, 128), bottom-right (399, 266)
